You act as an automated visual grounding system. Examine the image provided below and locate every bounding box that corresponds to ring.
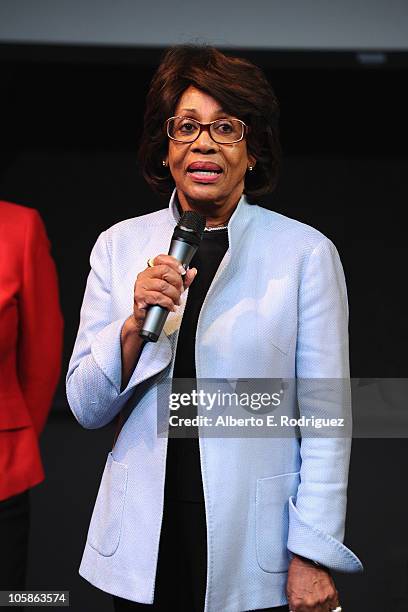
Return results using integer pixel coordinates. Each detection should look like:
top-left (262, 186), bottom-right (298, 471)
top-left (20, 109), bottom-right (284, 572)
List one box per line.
top-left (147, 257), bottom-right (155, 268)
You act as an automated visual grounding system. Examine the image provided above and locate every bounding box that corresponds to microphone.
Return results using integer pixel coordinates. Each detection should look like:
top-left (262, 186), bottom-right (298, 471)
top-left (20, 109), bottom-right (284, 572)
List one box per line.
top-left (139, 210), bottom-right (206, 342)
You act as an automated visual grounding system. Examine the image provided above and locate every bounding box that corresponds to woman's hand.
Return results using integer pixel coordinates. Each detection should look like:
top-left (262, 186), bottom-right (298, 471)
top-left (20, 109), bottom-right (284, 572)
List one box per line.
top-left (120, 254), bottom-right (197, 391)
top-left (286, 554), bottom-right (340, 612)
top-left (132, 254), bottom-right (197, 332)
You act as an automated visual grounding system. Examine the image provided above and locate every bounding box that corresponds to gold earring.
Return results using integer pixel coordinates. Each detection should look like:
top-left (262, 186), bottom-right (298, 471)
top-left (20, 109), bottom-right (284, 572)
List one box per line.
top-left (248, 165), bottom-right (254, 171)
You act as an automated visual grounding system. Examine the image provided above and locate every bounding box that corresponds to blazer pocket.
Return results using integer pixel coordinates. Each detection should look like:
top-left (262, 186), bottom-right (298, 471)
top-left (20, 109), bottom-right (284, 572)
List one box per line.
top-left (87, 451), bottom-right (128, 557)
top-left (255, 470), bottom-right (300, 573)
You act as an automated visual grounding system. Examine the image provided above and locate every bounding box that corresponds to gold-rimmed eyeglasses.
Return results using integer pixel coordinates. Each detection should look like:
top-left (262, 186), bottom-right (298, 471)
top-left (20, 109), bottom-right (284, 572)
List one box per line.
top-left (165, 116), bottom-right (248, 144)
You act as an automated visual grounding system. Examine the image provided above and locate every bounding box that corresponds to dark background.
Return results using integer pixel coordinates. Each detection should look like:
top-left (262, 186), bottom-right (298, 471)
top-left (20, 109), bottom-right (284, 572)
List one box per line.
top-left (1, 44), bottom-right (407, 611)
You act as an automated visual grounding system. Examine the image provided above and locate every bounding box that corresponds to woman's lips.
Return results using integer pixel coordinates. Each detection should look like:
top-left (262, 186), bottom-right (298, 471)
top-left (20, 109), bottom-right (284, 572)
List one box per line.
top-left (187, 170), bottom-right (222, 183)
top-left (186, 162), bottom-right (223, 183)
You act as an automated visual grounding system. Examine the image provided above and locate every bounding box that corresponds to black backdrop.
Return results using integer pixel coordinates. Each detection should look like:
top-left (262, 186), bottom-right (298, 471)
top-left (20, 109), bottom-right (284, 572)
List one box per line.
top-left (1, 46), bottom-right (407, 611)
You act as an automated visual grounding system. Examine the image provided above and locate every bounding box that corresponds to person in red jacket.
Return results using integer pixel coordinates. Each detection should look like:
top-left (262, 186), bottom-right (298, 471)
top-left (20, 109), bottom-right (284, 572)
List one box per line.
top-left (0, 201), bottom-right (63, 591)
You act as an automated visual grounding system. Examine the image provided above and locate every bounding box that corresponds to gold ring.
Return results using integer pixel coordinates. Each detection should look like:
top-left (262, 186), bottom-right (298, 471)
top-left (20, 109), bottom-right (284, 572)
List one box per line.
top-left (147, 257), bottom-right (155, 268)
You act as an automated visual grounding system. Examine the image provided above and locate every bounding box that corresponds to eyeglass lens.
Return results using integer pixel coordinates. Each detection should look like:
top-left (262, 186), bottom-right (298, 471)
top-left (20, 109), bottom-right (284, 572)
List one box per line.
top-left (168, 117), bottom-right (243, 143)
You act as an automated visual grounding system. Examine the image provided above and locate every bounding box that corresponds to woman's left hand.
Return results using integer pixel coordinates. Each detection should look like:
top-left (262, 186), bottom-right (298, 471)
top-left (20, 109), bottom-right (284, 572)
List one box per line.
top-left (286, 554), bottom-right (340, 612)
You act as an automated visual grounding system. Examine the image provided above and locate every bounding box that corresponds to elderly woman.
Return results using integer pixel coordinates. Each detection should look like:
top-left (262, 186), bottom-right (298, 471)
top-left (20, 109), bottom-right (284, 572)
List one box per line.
top-left (66, 45), bottom-right (362, 612)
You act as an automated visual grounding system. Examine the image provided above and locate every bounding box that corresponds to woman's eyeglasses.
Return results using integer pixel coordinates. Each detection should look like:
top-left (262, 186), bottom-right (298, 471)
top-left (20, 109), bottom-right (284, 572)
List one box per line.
top-left (165, 116), bottom-right (248, 144)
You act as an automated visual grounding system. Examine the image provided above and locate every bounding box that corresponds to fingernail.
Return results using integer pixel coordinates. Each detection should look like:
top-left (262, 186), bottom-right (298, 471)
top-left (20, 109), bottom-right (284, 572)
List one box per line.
top-left (178, 265), bottom-right (186, 274)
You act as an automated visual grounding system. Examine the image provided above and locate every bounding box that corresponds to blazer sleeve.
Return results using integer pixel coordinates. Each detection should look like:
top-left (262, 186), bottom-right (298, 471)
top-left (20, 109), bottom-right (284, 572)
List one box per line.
top-left (66, 230), bottom-right (172, 430)
top-left (287, 236), bottom-right (363, 572)
top-left (17, 209), bottom-right (64, 436)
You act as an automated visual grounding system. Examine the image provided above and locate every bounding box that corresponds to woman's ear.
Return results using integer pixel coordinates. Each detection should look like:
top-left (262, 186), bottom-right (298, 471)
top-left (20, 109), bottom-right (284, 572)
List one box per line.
top-left (248, 155), bottom-right (256, 171)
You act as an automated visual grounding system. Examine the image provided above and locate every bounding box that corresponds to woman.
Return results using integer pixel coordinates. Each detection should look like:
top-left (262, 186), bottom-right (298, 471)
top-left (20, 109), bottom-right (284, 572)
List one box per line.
top-left (0, 201), bottom-right (63, 596)
top-left (66, 45), bottom-right (362, 612)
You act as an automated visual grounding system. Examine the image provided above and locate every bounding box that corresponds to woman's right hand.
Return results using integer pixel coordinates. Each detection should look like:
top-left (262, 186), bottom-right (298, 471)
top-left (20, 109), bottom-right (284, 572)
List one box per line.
top-left (119, 255), bottom-right (197, 391)
top-left (132, 254), bottom-right (198, 333)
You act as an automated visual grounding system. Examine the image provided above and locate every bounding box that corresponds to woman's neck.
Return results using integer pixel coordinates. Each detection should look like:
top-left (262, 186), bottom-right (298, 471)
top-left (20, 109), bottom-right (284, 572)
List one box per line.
top-left (175, 192), bottom-right (237, 228)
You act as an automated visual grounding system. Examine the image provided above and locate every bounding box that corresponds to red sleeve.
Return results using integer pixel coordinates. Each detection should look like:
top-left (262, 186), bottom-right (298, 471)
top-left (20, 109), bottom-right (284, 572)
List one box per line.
top-left (17, 209), bottom-right (64, 436)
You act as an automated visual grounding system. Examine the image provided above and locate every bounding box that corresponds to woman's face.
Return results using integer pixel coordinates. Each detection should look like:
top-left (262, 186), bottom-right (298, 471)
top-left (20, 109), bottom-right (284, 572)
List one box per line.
top-left (165, 85), bottom-right (255, 221)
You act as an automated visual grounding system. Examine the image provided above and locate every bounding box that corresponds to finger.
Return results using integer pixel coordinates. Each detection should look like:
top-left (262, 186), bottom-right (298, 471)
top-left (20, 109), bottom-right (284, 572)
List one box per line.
top-left (142, 277), bottom-right (181, 304)
top-left (135, 291), bottom-right (177, 312)
top-left (152, 254), bottom-right (186, 275)
top-left (329, 591), bottom-right (341, 611)
top-left (324, 581), bottom-right (339, 611)
top-left (318, 598), bottom-right (333, 612)
top-left (183, 267), bottom-right (198, 289)
top-left (290, 600), bottom-right (324, 612)
top-left (146, 264), bottom-right (184, 291)
top-left (302, 602), bottom-right (325, 612)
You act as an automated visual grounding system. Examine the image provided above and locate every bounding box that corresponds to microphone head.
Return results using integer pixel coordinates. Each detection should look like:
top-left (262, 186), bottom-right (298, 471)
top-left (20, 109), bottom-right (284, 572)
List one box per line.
top-left (177, 210), bottom-right (206, 238)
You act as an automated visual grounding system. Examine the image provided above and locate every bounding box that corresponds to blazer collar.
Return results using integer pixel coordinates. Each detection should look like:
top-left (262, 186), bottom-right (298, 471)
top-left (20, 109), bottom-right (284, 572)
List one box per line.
top-left (167, 188), bottom-right (254, 255)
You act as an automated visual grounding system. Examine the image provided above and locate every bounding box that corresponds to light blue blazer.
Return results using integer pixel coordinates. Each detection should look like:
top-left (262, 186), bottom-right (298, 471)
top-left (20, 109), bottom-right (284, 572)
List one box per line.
top-left (66, 189), bottom-right (363, 611)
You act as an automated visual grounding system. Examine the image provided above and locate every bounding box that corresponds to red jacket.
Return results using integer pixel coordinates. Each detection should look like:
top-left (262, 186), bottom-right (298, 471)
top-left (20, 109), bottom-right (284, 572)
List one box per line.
top-left (0, 201), bottom-right (63, 501)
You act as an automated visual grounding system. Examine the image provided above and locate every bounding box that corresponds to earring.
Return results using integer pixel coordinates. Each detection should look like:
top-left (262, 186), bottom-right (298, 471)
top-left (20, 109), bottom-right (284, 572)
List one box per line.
top-left (162, 160), bottom-right (167, 167)
top-left (248, 165), bottom-right (254, 171)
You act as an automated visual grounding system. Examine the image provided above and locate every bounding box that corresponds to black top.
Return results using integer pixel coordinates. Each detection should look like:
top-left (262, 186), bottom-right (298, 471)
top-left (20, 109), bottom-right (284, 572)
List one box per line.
top-left (164, 227), bottom-right (229, 503)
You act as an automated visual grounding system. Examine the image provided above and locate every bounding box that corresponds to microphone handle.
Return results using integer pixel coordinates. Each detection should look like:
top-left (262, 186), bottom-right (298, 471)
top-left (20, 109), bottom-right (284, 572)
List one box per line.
top-left (139, 238), bottom-right (198, 342)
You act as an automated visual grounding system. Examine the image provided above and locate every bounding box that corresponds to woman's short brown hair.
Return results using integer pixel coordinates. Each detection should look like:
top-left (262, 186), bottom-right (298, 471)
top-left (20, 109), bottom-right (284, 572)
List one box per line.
top-left (138, 44), bottom-right (282, 204)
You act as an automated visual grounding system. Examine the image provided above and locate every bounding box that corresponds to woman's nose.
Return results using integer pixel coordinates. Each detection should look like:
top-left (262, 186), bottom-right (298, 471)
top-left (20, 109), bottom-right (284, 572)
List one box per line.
top-left (191, 128), bottom-right (219, 152)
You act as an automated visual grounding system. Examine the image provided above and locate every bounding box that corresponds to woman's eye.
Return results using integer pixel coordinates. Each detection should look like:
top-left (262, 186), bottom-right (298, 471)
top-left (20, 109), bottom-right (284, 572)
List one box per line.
top-left (216, 122), bottom-right (233, 133)
top-left (180, 122), bottom-right (197, 132)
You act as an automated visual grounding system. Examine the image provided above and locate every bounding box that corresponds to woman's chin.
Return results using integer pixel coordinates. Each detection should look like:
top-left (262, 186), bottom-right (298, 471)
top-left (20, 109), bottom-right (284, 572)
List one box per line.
top-left (179, 182), bottom-right (222, 203)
